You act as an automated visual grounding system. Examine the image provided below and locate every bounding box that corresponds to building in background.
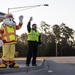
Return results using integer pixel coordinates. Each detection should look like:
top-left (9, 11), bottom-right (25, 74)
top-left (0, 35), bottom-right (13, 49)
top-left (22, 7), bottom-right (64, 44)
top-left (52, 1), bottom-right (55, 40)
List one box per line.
top-left (0, 12), bottom-right (5, 22)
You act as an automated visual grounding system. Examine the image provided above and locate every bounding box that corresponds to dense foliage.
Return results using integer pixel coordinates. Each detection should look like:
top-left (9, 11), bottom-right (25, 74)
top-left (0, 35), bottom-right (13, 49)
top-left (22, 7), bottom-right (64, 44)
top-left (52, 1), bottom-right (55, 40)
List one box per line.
top-left (0, 22), bottom-right (75, 57)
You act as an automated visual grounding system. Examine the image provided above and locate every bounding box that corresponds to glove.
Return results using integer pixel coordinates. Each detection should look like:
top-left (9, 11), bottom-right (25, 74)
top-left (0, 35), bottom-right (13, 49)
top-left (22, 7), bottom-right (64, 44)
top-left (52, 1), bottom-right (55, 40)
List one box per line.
top-left (19, 15), bottom-right (23, 23)
top-left (0, 40), bottom-right (3, 47)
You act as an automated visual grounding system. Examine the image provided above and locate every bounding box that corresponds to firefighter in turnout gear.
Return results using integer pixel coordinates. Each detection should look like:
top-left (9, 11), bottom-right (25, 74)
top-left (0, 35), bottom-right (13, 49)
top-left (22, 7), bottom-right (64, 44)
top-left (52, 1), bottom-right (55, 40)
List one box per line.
top-left (0, 13), bottom-right (23, 68)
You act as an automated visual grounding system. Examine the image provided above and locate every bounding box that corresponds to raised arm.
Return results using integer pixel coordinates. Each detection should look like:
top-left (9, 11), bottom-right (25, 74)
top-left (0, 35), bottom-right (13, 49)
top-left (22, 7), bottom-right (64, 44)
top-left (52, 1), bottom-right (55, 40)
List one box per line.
top-left (27, 17), bottom-right (33, 32)
top-left (16, 15), bottom-right (23, 30)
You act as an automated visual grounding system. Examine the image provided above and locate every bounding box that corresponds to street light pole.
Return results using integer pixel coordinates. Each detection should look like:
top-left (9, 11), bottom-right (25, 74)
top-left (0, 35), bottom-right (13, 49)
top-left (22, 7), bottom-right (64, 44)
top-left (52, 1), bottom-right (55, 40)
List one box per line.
top-left (56, 42), bottom-right (58, 56)
top-left (55, 39), bottom-right (58, 56)
top-left (8, 4), bottom-right (49, 13)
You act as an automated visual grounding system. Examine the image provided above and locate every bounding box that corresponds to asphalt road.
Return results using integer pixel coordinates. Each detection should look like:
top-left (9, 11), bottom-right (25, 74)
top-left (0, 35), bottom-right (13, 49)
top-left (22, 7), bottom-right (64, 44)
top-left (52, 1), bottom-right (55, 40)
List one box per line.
top-left (0, 57), bottom-right (75, 75)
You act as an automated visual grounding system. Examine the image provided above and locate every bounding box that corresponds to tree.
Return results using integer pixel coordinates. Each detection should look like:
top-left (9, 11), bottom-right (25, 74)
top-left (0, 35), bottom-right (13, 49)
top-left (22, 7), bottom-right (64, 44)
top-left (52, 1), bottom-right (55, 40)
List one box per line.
top-left (20, 33), bottom-right (28, 45)
top-left (39, 21), bottom-right (52, 44)
top-left (52, 24), bottom-right (61, 42)
top-left (60, 23), bottom-right (74, 44)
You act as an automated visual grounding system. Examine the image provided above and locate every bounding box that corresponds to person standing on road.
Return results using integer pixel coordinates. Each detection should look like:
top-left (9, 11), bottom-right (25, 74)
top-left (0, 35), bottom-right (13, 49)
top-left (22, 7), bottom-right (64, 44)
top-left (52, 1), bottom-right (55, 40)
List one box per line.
top-left (26, 17), bottom-right (41, 66)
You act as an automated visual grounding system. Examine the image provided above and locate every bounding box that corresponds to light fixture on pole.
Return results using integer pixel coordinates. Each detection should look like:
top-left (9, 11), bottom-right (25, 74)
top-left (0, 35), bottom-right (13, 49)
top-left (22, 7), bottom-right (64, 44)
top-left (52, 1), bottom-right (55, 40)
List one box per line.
top-left (8, 4), bottom-right (49, 13)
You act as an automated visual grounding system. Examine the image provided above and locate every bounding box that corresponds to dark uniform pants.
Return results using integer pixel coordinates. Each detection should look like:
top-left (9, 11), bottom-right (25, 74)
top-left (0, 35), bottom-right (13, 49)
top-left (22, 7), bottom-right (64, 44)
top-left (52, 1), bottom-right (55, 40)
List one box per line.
top-left (26, 41), bottom-right (38, 65)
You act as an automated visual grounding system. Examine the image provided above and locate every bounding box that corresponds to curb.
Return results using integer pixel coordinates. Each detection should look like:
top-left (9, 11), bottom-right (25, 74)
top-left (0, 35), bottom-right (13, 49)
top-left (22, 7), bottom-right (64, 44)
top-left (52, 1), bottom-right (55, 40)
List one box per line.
top-left (0, 59), bottom-right (48, 74)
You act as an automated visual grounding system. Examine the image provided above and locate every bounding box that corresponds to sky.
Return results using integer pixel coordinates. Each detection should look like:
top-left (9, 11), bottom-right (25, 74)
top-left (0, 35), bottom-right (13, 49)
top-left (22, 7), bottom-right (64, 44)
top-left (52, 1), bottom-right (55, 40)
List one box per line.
top-left (0, 0), bottom-right (75, 35)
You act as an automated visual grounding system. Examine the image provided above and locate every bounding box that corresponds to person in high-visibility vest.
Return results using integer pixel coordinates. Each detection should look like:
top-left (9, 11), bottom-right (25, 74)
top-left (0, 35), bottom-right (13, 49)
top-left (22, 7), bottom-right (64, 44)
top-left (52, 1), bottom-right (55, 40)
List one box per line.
top-left (0, 13), bottom-right (23, 68)
top-left (26, 17), bottom-right (41, 66)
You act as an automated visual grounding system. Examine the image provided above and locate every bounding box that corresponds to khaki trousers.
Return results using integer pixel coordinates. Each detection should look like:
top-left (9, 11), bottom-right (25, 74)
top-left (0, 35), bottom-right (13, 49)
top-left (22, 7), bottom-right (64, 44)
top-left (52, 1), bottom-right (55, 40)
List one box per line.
top-left (2, 44), bottom-right (15, 61)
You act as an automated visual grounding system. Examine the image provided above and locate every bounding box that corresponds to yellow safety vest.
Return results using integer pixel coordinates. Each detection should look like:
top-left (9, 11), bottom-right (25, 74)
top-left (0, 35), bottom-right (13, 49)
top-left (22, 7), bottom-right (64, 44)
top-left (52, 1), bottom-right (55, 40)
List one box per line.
top-left (28, 29), bottom-right (39, 42)
top-left (2, 25), bottom-right (17, 42)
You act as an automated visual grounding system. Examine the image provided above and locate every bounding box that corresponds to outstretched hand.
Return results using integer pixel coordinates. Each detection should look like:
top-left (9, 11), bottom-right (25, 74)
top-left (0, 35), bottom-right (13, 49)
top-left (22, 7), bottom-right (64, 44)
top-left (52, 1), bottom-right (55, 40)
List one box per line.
top-left (29, 17), bottom-right (33, 22)
top-left (19, 15), bottom-right (23, 23)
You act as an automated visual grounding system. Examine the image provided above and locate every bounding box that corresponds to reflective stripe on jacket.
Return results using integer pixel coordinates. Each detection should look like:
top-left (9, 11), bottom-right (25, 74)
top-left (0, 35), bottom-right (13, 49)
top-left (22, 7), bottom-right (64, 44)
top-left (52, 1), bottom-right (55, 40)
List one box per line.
top-left (2, 25), bottom-right (17, 42)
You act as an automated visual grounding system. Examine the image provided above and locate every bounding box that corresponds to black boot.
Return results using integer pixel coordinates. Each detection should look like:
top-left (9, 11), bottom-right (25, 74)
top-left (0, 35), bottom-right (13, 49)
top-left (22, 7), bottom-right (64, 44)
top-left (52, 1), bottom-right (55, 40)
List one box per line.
top-left (32, 64), bottom-right (37, 66)
top-left (9, 63), bottom-right (19, 68)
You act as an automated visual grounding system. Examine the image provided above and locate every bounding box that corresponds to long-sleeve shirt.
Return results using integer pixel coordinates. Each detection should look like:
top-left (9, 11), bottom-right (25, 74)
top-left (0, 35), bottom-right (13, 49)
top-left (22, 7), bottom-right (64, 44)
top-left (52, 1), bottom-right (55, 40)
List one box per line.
top-left (27, 21), bottom-right (31, 32)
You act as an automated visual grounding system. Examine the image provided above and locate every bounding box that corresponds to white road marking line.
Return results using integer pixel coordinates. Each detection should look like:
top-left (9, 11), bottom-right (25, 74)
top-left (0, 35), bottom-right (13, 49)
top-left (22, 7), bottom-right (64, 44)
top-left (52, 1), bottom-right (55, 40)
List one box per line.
top-left (48, 70), bottom-right (53, 73)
